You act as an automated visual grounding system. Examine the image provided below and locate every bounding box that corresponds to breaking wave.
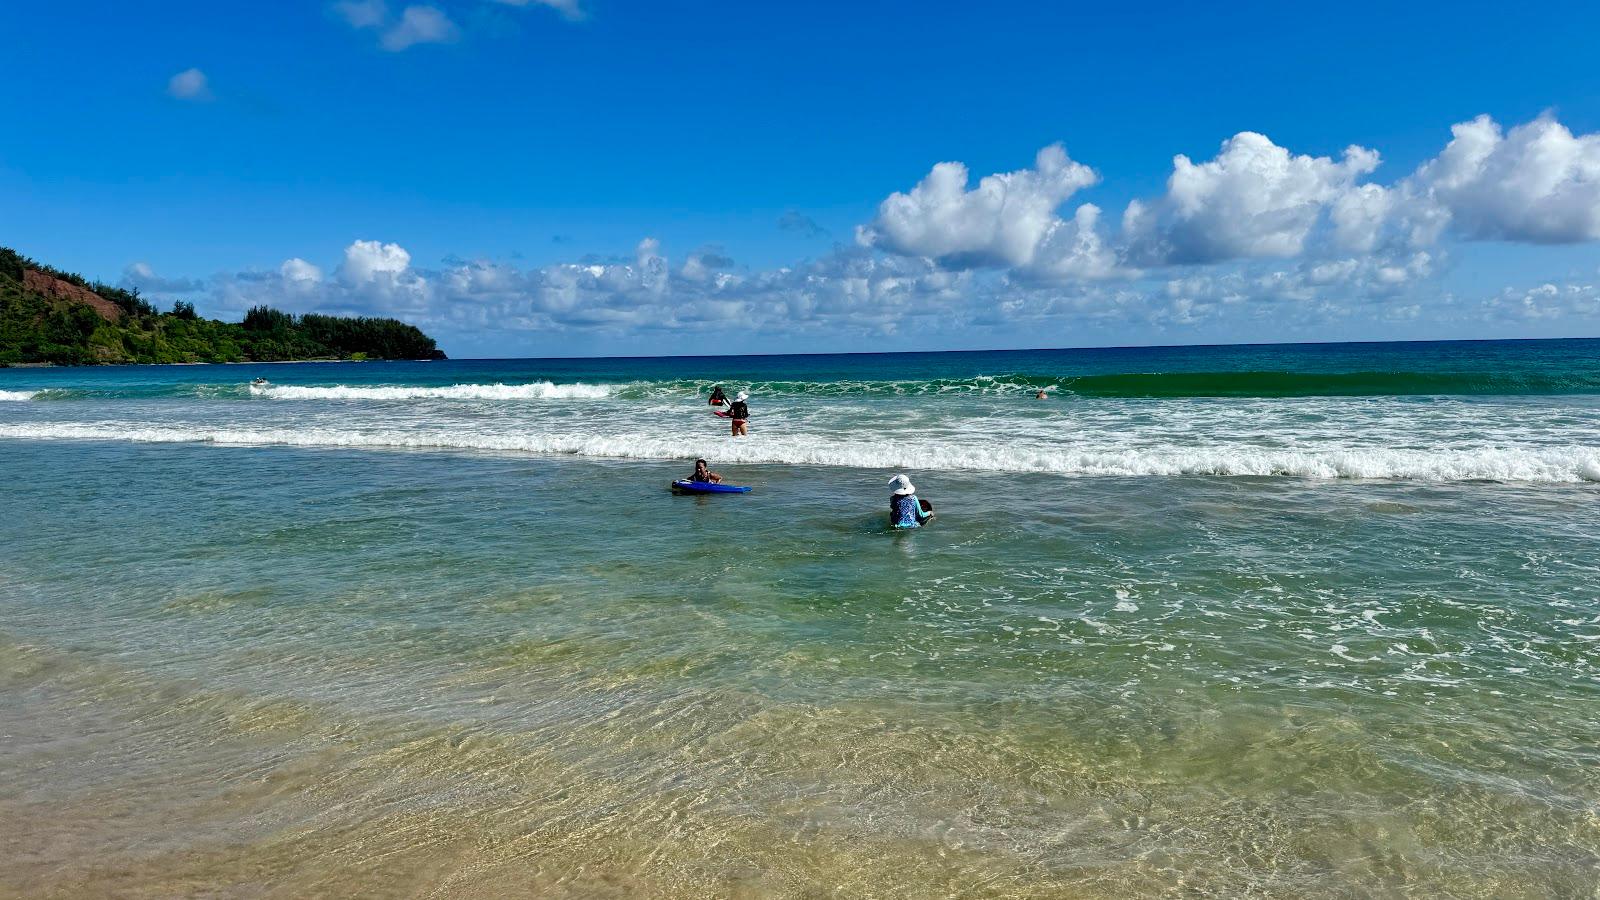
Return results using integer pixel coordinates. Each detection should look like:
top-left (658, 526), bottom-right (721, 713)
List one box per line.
top-left (614, 369), bottom-right (1600, 399)
top-left (7, 369), bottom-right (1599, 404)
top-left (250, 381), bottom-right (615, 401)
top-left (3, 422), bottom-right (1596, 484)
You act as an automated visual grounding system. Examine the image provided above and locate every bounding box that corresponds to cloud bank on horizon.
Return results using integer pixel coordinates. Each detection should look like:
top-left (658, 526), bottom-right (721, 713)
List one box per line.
top-left (123, 113), bottom-right (1600, 349)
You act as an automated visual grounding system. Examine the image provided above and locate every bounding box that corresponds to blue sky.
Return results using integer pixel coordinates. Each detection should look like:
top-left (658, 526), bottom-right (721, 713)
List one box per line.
top-left (4, 0), bottom-right (1600, 357)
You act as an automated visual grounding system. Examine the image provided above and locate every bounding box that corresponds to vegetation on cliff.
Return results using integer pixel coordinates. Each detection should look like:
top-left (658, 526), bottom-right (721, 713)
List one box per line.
top-left (1, 246), bottom-right (444, 365)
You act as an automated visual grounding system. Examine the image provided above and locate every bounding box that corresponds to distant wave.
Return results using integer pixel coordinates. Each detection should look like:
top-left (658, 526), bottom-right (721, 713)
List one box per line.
top-left (4, 423), bottom-right (1597, 483)
top-left (1057, 370), bottom-right (1600, 398)
top-left (251, 381), bottom-right (615, 401)
top-left (9, 369), bottom-right (1598, 404)
top-left (609, 370), bottom-right (1600, 399)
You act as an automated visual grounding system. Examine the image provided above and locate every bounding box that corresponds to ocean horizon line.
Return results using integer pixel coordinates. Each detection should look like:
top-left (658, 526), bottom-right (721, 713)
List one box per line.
top-left (442, 333), bottom-right (1600, 365)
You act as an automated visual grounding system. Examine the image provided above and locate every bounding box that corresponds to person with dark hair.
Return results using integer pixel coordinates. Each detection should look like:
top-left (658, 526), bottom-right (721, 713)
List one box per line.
top-left (689, 459), bottom-right (722, 484)
top-left (709, 385), bottom-right (727, 406)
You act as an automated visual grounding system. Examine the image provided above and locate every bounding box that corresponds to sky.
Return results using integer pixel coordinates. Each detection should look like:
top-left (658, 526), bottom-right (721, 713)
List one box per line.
top-left (4, 1), bottom-right (1600, 358)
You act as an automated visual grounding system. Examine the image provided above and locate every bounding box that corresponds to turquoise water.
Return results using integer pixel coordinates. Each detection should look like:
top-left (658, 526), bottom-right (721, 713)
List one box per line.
top-left (2, 339), bottom-right (1598, 896)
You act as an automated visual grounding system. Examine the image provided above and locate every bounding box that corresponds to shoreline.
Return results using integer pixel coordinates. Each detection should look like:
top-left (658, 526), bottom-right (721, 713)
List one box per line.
top-left (0, 357), bottom-right (442, 369)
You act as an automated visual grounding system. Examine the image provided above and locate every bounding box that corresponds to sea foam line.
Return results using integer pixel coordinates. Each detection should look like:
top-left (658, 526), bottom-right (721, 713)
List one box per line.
top-left (250, 381), bottom-right (614, 401)
top-left (0, 389), bottom-right (39, 401)
top-left (3, 423), bottom-right (1598, 483)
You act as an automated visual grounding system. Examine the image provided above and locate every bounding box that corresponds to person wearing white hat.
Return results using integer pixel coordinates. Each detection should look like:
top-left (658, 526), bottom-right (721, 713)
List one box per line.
top-left (888, 474), bottom-right (933, 529)
top-left (728, 391), bottom-right (750, 436)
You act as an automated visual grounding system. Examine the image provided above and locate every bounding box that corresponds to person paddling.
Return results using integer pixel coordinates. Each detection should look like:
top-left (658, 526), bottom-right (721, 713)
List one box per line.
top-left (689, 458), bottom-right (722, 483)
top-left (888, 474), bottom-right (933, 529)
top-left (728, 391), bottom-right (750, 436)
top-left (709, 385), bottom-right (727, 406)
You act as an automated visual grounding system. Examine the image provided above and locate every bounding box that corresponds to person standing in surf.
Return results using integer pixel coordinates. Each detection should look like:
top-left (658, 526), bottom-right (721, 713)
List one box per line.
top-left (888, 474), bottom-right (933, 528)
top-left (728, 391), bottom-right (750, 436)
top-left (709, 385), bottom-right (727, 406)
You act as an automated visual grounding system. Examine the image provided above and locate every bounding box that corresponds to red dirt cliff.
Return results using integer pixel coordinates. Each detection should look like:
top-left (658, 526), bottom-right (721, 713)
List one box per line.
top-left (22, 269), bottom-right (124, 322)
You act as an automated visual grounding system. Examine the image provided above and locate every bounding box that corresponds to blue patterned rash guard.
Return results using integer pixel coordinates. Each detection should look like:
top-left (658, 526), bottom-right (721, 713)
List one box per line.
top-left (890, 493), bottom-right (925, 528)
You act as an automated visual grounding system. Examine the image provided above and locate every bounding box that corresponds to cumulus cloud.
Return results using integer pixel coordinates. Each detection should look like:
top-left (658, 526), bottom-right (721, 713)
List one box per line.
top-left (155, 113), bottom-right (1600, 347)
top-left (1407, 114), bottom-right (1600, 244)
top-left (1123, 133), bottom-right (1381, 265)
top-left (166, 68), bottom-right (211, 101)
top-left (280, 258), bottom-right (324, 289)
top-left (336, 1), bottom-right (459, 51)
top-left (859, 144), bottom-right (1100, 271)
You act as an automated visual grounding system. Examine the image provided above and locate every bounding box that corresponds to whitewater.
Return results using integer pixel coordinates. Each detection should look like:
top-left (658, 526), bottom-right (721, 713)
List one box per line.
top-left (3, 341), bottom-right (1600, 484)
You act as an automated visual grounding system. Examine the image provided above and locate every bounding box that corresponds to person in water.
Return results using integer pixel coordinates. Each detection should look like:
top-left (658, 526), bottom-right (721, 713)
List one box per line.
top-left (888, 474), bottom-right (933, 528)
top-left (728, 391), bottom-right (750, 436)
top-left (689, 458), bottom-right (722, 483)
top-left (1035, 389), bottom-right (1048, 400)
top-left (708, 385), bottom-right (727, 406)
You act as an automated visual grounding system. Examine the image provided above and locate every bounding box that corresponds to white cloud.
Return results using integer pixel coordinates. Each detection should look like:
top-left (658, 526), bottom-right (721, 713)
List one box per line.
top-left (1329, 183), bottom-right (1395, 253)
top-left (1407, 114), bottom-right (1600, 244)
top-left (166, 68), bottom-right (211, 101)
top-left (337, 1), bottom-right (459, 51)
top-left (858, 144), bottom-right (1100, 271)
top-left (1125, 132), bottom-right (1381, 265)
top-left (334, 0), bottom-right (387, 28)
top-left (490, 0), bottom-right (583, 19)
top-left (341, 240), bottom-right (411, 282)
top-left (163, 114), bottom-right (1600, 347)
top-left (380, 5), bottom-right (459, 51)
top-left (1484, 280), bottom-right (1600, 321)
top-left (1024, 203), bottom-right (1121, 281)
top-left (280, 258), bottom-right (324, 288)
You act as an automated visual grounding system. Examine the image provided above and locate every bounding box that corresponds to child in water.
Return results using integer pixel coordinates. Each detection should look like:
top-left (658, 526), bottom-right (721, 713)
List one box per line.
top-left (888, 474), bottom-right (933, 528)
top-left (689, 459), bottom-right (722, 483)
top-left (709, 385), bottom-right (727, 406)
top-left (728, 391), bottom-right (750, 436)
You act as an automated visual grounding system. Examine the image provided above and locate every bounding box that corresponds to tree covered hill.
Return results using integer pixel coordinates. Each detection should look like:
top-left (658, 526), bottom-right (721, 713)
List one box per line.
top-left (1, 246), bottom-right (445, 365)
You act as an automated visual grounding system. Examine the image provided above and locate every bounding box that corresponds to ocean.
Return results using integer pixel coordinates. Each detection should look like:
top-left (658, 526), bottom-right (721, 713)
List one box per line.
top-left (2, 338), bottom-right (1597, 896)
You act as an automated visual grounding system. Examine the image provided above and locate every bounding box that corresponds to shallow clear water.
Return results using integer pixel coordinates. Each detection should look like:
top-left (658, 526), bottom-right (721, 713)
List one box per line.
top-left (2, 341), bottom-right (1599, 896)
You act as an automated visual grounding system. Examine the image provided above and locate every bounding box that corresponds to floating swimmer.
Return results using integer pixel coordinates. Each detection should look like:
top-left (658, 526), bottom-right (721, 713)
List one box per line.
top-left (251, 377), bottom-right (270, 387)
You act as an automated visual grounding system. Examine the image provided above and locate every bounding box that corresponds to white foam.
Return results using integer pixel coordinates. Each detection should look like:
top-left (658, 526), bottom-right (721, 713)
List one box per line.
top-left (3, 422), bottom-right (1597, 484)
top-left (251, 381), bottom-right (614, 401)
top-left (0, 390), bottom-right (38, 401)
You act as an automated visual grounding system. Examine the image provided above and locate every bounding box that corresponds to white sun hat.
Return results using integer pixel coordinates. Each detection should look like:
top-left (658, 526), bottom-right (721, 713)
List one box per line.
top-left (735, 391), bottom-right (749, 401)
top-left (889, 474), bottom-right (915, 496)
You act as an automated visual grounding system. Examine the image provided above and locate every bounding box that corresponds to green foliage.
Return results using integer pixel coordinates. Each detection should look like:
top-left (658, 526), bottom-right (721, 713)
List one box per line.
top-left (0, 245), bottom-right (443, 366)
